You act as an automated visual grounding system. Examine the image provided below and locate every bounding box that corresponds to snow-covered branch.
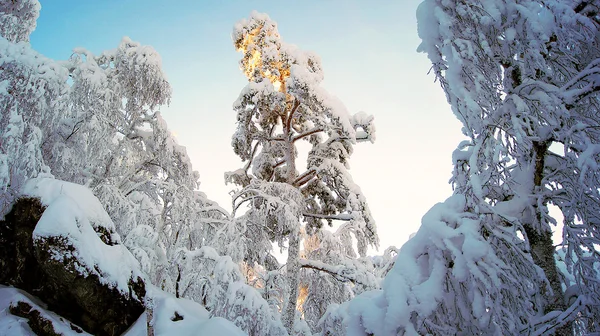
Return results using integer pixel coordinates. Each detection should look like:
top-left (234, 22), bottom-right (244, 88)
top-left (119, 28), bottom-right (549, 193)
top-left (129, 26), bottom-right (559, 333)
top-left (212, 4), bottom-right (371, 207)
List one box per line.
top-left (299, 259), bottom-right (374, 288)
top-left (302, 212), bottom-right (353, 221)
top-left (292, 127), bottom-right (324, 143)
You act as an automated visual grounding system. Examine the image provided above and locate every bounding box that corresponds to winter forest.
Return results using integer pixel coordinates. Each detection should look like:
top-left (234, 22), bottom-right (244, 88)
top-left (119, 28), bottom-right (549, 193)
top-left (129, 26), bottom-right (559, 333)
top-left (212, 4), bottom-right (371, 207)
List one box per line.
top-left (1, 0), bottom-right (600, 335)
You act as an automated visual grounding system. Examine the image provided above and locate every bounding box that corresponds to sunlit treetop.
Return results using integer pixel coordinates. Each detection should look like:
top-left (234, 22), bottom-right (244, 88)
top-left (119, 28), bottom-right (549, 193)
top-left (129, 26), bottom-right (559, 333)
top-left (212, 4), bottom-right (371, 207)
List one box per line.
top-left (234, 11), bottom-right (292, 92)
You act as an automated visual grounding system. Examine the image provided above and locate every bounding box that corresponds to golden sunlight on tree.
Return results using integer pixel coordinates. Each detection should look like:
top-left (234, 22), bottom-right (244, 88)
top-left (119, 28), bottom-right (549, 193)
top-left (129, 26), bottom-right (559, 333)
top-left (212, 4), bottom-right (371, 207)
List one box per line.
top-left (296, 230), bottom-right (319, 318)
top-left (296, 284), bottom-right (308, 317)
top-left (234, 22), bottom-right (290, 92)
top-left (240, 261), bottom-right (264, 289)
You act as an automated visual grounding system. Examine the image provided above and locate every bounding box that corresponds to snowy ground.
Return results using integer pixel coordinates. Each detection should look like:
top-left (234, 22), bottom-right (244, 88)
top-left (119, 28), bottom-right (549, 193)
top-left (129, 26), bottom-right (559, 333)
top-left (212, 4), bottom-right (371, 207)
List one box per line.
top-left (0, 286), bottom-right (91, 336)
top-left (0, 285), bottom-right (245, 336)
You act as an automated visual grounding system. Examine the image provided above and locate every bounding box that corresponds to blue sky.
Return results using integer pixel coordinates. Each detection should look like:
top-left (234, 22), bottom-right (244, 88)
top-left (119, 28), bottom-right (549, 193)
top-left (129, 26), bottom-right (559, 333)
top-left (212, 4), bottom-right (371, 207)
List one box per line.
top-left (31, 0), bottom-right (466, 253)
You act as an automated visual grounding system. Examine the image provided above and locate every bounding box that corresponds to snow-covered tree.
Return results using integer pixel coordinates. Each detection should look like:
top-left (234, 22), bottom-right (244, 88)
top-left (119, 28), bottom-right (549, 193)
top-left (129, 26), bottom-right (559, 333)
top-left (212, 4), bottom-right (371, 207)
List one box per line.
top-left (0, 0), bottom-right (39, 43)
top-left (417, 0), bottom-right (600, 331)
top-left (51, 38), bottom-right (171, 190)
top-left (323, 1), bottom-right (600, 335)
top-left (0, 8), bottom-right (68, 216)
top-left (226, 11), bottom-right (378, 333)
top-left (0, 5), bottom-right (294, 334)
top-left (175, 246), bottom-right (287, 336)
top-left (40, 38), bottom-right (214, 290)
top-left (40, 40), bottom-right (171, 285)
top-left (0, 19), bottom-right (229, 300)
top-left (299, 229), bottom-right (380, 331)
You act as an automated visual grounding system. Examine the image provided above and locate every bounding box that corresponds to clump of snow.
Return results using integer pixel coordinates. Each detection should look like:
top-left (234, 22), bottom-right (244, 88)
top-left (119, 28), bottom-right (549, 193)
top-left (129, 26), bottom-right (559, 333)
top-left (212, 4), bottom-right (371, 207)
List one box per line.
top-left (505, 27), bottom-right (517, 42)
top-left (21, 177), bottom-right (144, 298)
top-left (124, 285), bottom-right (245, 336)
top-left (352, 111), bottom-right (376, 143)
top-left (22, 177), bottom-right (121, 241)
top-left (0, 285), bottom-right (90, 336)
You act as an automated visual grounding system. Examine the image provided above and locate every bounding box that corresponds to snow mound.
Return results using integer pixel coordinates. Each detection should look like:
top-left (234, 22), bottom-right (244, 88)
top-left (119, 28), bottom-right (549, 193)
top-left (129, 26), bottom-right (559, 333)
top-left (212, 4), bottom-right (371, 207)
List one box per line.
top-left (124, 285), bottom-right (245, 336)
top-left (22, 177), bottom-right (120, 241)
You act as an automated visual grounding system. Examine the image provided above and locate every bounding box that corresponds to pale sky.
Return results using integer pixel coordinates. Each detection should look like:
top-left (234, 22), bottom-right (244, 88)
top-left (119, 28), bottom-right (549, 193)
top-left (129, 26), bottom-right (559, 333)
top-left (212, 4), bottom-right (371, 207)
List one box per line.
top-left (32, 1), bottom-right (466, 254)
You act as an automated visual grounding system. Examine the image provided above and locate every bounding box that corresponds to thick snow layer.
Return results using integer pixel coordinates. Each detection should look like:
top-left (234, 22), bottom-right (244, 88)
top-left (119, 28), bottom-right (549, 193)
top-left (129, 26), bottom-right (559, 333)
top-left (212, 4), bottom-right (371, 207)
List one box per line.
top-left (124, 285), bottom-right (245, 336)
top-left (21, 177), bottom-right (119, 239)
top-left (0, 286), bottom-right (91, 336)
top-left (322, 194), bottom-right (512, 335)
top-left (0, 285), bottom-right (245, 336)
top-left (21, 177), bottom-right (144, 298)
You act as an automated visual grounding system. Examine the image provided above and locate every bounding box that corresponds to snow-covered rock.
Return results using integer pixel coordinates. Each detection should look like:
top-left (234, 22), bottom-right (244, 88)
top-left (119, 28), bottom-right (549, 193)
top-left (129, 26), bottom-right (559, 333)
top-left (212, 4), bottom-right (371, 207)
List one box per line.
top-left (22, 177), bottom-right (144, 297)
top-left (0, 177), bottom-right (247, 335)
top-left (0, 285), bottom-right (246, 336)
top-left (0, 178), bottom-right (146, 335)
top-left (0, 286), bottom-right (90, 336)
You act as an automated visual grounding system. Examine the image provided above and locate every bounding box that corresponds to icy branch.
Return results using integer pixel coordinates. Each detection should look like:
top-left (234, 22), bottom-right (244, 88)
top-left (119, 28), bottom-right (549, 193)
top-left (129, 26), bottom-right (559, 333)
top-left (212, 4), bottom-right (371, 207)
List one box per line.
top-left (285, 100), bottom-right (301, 133)
top-left (562, 59), bottom-right (600, 106)
top-left (244, 141), bottom-right (261, 174)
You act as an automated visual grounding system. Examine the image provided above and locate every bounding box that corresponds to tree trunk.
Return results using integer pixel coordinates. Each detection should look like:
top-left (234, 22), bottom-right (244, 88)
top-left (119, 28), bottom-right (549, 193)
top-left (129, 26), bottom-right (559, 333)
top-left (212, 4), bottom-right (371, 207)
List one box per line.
top-left (281, 100), bottom-right (301, 334)
top-left (529, 141), bottom-right (565, 312)
top-left (175, 266), bottom-right (181, 298)
top-left (527, 141), bottom-right (571, 334)
top-left (146, 296), bottom-right (155, 336)
top-left (523, 224), bottom-right (565, 313)
top-left (283, 229), bottom-right (301, 334)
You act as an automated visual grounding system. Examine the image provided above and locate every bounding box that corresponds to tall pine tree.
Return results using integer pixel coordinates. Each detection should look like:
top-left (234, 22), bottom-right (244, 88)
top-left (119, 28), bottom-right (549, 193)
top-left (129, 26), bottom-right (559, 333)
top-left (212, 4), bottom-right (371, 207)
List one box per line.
top-left (227, 11), bottom-right (378, 332)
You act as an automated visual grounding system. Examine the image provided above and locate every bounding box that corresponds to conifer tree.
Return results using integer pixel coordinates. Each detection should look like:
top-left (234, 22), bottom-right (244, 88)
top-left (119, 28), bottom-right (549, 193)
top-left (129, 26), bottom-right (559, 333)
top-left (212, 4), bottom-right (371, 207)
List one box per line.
top-left (227, 11), bottom-right (378, 332)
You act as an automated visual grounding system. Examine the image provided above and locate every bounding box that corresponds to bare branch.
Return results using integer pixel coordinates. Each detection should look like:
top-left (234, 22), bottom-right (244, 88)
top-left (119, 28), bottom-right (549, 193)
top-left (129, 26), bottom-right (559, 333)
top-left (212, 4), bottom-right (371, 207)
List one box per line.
top-left (293, 169), bottom-right (316, 187)
top-left (285, 99), bottom-right (301, 134)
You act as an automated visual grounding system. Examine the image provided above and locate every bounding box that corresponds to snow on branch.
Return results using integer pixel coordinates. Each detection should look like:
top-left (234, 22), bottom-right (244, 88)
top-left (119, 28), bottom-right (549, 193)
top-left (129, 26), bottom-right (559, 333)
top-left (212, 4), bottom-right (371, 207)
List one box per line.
top-left (525, 296), bottom-right (587, 336)
top-left (292, 127), bottom-right (324, 143)
top-left (561, 58), bottom-right (600, 106)
top-left (302, 212), bottom-right (353, 221)
top-left (299, 259), bottom-right (374, 288)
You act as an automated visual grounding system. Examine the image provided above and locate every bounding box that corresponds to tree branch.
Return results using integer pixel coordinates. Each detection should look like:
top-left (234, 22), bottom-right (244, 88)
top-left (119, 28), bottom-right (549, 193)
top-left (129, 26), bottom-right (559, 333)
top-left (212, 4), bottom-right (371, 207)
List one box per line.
top-left (64, 119), bottom-right (85, 141)
top-left (273, 159), bottom-right (286, 169)
top-left (302, 212), bottom-right (353, 221)
top-left (299, 259), bottom-right (373, 288)
top-left (285, 100), bottom-right (301, 136)
top-left (292, 127), bottom-right (324, 143)
top-left (244, 140), bottom-right (261, 174)
top-left (293, 169), bottom-right (316, 187)
top-left (231, 193), bottom-right (261, 217)
top-left (265, 159), bottom-right (286, 182)
top-left (244, 125), bottom-right (276, 174)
